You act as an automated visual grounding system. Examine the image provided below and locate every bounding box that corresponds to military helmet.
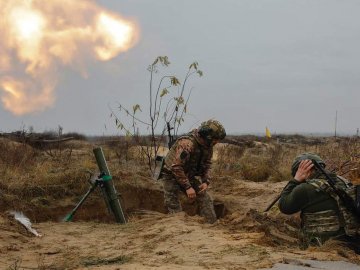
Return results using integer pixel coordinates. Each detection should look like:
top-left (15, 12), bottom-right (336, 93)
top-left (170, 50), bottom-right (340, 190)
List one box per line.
top-left (198, 119), bottom-right (226, 141)
top-left (291, 152), bottom-right (326, 177)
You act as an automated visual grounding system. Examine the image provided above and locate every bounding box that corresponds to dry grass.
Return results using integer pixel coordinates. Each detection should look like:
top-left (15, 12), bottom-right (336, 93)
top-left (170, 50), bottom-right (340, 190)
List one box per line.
top-left (0, 133), bottom-right (359, 222)
top-left (0, 139), bottom-right (38, 170)
top-left (0, 135), bottom-right (160, 222)
top-left (1, 135), bottom-right (359, 187)
top-left (213, 136), bottom-right (360, 183)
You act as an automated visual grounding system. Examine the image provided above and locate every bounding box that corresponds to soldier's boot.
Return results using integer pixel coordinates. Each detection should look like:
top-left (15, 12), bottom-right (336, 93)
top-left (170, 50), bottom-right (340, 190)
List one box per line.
top-left (162, 178), bottom-right (182, 213)
top-left (197, 191), bottom-right (217, 224)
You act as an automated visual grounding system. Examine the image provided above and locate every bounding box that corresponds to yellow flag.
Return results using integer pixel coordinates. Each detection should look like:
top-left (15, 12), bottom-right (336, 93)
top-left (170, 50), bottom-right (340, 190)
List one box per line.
top-left (265, 127), bottom-right (271, 138)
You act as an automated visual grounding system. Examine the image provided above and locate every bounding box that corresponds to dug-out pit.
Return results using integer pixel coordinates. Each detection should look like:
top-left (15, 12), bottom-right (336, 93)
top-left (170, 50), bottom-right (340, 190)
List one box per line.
top-left (0, 180), bottom-right (228, 223)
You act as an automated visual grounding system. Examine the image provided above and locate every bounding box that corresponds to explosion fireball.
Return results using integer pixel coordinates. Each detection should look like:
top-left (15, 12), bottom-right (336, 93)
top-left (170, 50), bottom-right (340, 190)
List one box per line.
top-left (0, 0), bottom-right (138, 115)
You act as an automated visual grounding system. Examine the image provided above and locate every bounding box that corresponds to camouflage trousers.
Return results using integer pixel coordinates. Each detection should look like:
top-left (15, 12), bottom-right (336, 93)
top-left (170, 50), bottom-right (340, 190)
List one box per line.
top-left (162, 177), bottom-right (217, 224)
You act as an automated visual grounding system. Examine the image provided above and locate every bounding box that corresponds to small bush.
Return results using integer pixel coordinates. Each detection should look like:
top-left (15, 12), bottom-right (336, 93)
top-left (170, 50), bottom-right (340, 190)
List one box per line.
top-left (239, 156), bottom-right (272, 181)
top-left (0, 139), bottom-right (38, 169)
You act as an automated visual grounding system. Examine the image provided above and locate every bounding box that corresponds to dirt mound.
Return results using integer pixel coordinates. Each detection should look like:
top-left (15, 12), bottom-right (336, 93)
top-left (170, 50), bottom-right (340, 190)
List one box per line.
top-left (222, 209), bottom-right (299, 247)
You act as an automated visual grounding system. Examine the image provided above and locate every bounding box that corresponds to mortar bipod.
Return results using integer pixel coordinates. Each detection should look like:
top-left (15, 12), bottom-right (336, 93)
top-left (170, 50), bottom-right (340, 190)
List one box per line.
top-left (63, 147), bottom-right (127, 224)
top-left (63, 172), bottom-right (109, 222)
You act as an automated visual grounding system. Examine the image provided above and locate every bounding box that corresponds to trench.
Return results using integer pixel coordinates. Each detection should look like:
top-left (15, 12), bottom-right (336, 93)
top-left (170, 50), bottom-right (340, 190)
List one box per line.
top-left (0, 181), bottom-right (228, 223)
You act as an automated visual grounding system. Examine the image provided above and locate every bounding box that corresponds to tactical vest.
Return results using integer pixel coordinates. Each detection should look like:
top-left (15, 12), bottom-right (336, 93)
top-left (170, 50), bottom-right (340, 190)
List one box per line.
top-left (302, 177), bottom-right (360, 239)
top-left (163, 134), bottom-right (212, 179)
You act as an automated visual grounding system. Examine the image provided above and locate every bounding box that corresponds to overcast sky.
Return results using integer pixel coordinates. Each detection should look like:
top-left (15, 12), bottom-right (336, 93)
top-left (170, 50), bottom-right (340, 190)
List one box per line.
top-left (1, 0), bottom-right (360, 136)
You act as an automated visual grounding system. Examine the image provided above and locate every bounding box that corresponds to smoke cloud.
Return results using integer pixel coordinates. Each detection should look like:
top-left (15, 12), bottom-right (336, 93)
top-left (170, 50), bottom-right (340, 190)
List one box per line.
top-left (0, 0), bottom-right (138, 115)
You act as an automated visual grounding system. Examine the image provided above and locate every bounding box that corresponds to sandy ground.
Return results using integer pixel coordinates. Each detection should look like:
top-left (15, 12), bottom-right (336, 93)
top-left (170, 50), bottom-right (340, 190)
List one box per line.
top-left (1, 178), bottom-right (359, 270)
top-left (2, 211), bottom-right (358, 270)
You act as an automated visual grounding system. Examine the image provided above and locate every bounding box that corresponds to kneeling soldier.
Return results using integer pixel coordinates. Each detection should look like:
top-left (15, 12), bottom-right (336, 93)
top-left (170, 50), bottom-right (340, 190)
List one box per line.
top-left (160, 119), bottom-right (226, 223)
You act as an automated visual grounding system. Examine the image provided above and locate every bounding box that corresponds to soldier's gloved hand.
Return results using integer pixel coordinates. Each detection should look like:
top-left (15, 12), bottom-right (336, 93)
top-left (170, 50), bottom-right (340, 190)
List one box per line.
top-left (198, 183), bottom-right (208, 193)
top-left (186, 187), bottom-right (196, 198)
top-left (294, 160), bottom-right (314, 182)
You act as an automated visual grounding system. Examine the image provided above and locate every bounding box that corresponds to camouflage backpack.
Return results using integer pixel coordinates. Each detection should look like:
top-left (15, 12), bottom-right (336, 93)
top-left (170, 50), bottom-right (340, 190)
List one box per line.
top-left (306, 176), bottom-right (360, 237)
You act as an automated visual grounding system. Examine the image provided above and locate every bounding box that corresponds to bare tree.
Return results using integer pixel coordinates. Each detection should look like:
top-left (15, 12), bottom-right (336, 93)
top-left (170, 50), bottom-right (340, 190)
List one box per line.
top-left (110, 56), bottom-right (203, 175)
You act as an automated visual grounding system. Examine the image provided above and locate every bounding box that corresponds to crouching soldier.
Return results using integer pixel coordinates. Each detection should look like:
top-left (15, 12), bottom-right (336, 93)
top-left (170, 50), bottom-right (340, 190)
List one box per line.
top-left (160, 120), bottom-right (226, 223)
top-left (279, 153), bottom-right (360, 252)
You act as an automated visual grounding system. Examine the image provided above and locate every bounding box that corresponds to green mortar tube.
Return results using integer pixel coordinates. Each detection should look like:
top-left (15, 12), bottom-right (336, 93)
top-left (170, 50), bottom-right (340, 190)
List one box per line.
top-left (93, 147), bottom-right (126, 224)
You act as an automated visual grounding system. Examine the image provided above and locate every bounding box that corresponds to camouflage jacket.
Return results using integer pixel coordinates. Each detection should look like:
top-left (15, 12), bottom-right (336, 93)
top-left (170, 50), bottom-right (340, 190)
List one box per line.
top-left (279, 175), bottom-right (360, 242)
top-left (162, 130), bottom-right (213, 190)
top-left (279, 178), bottom-right (338, 215)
